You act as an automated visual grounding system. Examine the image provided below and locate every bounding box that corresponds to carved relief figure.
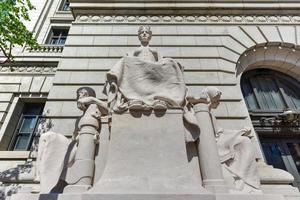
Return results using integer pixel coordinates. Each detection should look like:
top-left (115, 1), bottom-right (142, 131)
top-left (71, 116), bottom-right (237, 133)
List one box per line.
top-left (199, 87), bottom-right (261, 193)
top-left (130, 26), bottom-right (160, 62)
top-left (63, 87), bottom-right (108, 191)
top-left (185, 87), bottom-right (228, 192)
top-left (35, 87), bottom-right (107, 193)
top-left (104, 25), bottom-right (187, 112)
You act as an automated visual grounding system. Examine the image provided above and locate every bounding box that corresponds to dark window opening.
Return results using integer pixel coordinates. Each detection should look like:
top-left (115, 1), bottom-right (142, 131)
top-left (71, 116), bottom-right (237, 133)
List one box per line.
top-left (47, 28), bottom-right (69, 45)
top-left (241, 69), bottom-right (300, 112)
top-left (260, 139), bottom-right (300, 188)
top-left (241, 68), bottom-right (300, 189)
top-left (9, 103), bottom-right (45, 151)
top-left (59, 0), bottom-right (70, 11)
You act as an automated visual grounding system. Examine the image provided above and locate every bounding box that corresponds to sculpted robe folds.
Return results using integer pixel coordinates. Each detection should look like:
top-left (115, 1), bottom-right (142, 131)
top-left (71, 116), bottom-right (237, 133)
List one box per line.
top-left (106, 56), bottom-right (187, 110)
top-left (36, 132), bottom-right (71, 193)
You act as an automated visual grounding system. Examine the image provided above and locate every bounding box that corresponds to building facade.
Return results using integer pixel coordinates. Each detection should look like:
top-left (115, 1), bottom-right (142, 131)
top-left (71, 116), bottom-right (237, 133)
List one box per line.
top-left (0, 0), bottom-right (300, 199)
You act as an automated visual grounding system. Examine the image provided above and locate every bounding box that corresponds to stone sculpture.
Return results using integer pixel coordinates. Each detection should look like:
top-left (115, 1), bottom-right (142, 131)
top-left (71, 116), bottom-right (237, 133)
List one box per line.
top-left (63, 87), bottom-right (108, 193)
top-left (19, 26), bottom-right (274, 200)
top-left (185, 87), bottom-right (228, 193)
top-left (104, 25), bottom-right (187, 112)
top-left (34, 87), bottom-right (107, 193)
top-left (86, 25), bottom-right (210, 197)
top-left (34, 131), bottom-right (70, 193)
top-left (188, 86), bottom-right (261, 194)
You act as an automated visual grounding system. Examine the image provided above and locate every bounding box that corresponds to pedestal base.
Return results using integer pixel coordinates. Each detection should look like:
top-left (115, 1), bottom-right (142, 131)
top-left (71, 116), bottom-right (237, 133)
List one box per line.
top-left (215, 194), bottom-right (285, 200)
top-left (11, 193), bottom-right (286, 200)
top-left (89, 109), bottom-right (206, 194)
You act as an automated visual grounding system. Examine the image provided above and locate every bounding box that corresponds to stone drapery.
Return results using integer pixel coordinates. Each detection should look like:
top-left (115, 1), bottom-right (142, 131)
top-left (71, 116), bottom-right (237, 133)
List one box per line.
top-left (105, 56), bottom-right (187, 112)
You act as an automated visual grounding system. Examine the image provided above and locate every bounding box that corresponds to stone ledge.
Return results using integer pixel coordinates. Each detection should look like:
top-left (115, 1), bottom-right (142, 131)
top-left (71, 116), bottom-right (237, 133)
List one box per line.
top-left (69, 1), bottom-right (300, 16)
top-left (11, 193), bottom-right (287, 200)
top-left (0, 151), bottom-right (30, 160)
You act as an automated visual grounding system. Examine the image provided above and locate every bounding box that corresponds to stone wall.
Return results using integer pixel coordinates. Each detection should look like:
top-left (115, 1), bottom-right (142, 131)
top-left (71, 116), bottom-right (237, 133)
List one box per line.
top-left (0, 63), bottom-right (57, 146)
top-left (44, 15), bottom-right (300, 160)
top-left (1, 0), bottom-right (300, 198)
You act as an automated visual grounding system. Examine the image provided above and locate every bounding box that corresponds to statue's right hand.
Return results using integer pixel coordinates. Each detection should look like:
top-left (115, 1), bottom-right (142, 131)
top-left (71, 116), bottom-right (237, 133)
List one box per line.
top-left (241, 127), bottom-right (251, 136)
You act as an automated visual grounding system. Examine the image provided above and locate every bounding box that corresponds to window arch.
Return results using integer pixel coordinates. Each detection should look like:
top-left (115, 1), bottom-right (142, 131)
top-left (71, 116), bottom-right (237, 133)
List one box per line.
top-left (241, 68), bottom-right (300, 189)
top-left (241, 69), bottom-right (300, 112)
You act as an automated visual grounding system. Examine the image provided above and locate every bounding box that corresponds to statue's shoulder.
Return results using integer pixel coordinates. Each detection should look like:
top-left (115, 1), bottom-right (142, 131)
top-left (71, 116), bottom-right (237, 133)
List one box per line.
top-left (126, 47), bottom-right (140, 57)
top-left (149, 48), bottom-right (159, 61)
top-left (149, 47), bottom-right (158, 53)
top-left (127, 47), bottom-right (160, 61)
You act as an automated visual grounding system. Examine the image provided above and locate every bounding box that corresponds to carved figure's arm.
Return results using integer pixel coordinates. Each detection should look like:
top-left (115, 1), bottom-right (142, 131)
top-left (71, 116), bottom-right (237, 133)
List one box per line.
top-left (77, 97), bottom-right (108, 115)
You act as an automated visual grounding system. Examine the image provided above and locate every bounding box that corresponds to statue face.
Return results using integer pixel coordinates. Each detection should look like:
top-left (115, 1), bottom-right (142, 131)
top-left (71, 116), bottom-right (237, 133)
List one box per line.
top-left (210, 94), bottom-right (221, 109)
top-left (138, 27), bottom-right (152, 45)
top-left (77, 89), bottom-right (89, 99)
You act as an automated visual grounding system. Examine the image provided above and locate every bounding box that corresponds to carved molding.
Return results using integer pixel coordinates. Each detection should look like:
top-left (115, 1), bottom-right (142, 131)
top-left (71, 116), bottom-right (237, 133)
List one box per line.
top-left (76, 15), bottom-right (300, 24)
top-left (0, 63), bottom-right (57, 74)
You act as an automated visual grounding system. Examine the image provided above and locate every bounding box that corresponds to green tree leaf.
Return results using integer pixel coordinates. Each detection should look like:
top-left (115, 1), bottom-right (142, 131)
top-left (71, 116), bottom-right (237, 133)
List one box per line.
top-left (0, 0), bottom-right (39, 62)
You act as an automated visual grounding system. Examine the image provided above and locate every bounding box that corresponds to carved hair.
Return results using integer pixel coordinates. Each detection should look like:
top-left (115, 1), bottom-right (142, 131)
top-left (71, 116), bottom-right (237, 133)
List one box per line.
top-left (138, 25), bottom-right (152, 35)
top-left (76, 87), bottom-right (96, 98)
top-left (204, 86), bottom-right (222, 102)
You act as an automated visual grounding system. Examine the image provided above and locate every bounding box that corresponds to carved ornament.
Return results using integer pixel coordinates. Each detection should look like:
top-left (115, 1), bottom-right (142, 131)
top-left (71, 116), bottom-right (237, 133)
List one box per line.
top-left (76, 15), bottom-right (300, 24)
top-left (0, 65), bottom-right (57, 74)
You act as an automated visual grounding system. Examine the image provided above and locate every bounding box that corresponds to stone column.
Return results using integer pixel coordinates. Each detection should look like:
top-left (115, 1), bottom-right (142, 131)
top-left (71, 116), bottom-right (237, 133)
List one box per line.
top-left (193, 103), bottom-right (228, 193)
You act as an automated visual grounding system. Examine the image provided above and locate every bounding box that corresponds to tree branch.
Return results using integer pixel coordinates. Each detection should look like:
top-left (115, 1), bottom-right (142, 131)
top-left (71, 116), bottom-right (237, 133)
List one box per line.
top-left (0, 44), bottom-right (9, 62)
top-left (8, 41), bottom-right (12, 61)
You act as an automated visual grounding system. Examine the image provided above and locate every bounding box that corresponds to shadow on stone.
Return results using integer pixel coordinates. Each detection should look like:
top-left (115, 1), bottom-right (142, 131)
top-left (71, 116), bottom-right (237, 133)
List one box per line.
top-left (38, 193), bottom-right (59, 200)
top-left (129, 110), bottom-right (143, 118)
top-left (154, 110), bottom-right (166, 117)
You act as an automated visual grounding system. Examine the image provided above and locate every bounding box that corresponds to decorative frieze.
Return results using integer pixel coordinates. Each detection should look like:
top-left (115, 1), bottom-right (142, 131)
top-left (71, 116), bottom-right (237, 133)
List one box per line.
top-left (0, 64), bottom-right (57, 74)
top-left (76, 15), bottom-right (300, 24)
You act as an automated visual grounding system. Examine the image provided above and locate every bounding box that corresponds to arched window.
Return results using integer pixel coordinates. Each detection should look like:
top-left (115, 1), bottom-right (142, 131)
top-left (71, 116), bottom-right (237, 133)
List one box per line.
top-left (241, 69), bottom-right (300, 112)
top-left (241, 68), bottom-right (300, 188)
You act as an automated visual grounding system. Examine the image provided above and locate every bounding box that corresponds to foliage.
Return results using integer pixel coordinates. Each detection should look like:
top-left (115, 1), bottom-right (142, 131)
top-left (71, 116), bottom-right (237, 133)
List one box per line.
top-left (0, 0), bottom-right (39, 62)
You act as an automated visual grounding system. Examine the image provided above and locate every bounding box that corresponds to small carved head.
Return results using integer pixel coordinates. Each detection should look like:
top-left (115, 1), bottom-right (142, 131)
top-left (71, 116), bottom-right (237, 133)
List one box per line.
top-left (138, 25), bottom-right (152, 46)
top-left (205, 86), bottom-right (222, 109)
top-left (76, 87), bottom-right (96, 99)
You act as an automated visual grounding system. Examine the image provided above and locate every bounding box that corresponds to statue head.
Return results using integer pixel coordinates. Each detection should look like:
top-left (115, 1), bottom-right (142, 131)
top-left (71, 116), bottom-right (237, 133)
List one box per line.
top-left (138, 25), bottom-right (152, 46)
top-left (76, 87), bottom-right (96, 99)
top-left (205, 86), bottom-right (222, 109)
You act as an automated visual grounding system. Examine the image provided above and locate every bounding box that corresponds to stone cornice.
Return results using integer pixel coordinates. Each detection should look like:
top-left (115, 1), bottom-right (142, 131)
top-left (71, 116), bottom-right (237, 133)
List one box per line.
top-left (69, 1), bottom-right (300, 16)
top-left (75, 15), bottom-right (300, 24)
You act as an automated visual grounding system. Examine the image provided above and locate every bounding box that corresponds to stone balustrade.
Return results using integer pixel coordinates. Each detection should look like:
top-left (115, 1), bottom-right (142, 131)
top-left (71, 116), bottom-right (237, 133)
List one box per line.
top-left (26, 45), bottom-right (64, 53)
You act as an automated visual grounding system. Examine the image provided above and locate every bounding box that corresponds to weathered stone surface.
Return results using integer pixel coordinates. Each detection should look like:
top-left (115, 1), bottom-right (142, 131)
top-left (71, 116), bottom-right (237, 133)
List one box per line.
top-left (10, 192), bottom-right (287, 200)
top-left (3, 1), bottom-right (300, 199)
top-left (90, 110), bottom-right (207, 194)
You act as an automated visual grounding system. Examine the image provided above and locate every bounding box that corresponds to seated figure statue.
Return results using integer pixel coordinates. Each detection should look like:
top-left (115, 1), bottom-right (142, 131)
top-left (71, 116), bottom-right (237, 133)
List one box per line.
top-left (104, 25), bottom-right (187, 112)
top-left (34, 87), bottom-right (108, 193)
top-left (204, 87), bottom-right (261, 193)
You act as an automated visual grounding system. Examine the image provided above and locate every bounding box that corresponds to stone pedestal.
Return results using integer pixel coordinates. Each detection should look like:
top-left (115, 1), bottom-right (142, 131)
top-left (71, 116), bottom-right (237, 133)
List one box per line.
top-left (11, 192), bottom-right (287, 200)
top-left (10, 110), bottom-right (291, 200)
top-left (89, 109), bottom-right (208, 195)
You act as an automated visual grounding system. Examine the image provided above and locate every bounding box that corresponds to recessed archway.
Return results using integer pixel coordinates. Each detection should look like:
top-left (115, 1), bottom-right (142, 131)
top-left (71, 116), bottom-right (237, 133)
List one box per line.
top-left (236, 42), bottom-right (300, 82)
top-left (237, 43), bottom-right (300, 188)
